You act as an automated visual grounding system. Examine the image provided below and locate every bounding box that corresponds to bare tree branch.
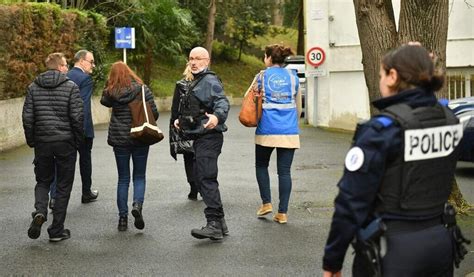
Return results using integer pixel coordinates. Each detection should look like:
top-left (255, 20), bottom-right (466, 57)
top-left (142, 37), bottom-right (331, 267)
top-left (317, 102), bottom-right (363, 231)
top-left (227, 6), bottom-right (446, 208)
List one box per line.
top-left (106, 3), bottom-right (137, 23)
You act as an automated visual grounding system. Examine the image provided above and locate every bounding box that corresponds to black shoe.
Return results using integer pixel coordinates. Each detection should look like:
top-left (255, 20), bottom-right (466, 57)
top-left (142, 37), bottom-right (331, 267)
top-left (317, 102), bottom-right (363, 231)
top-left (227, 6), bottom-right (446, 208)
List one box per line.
top-left (49, 229), bottom-right (71, 242)
top-left (118, 216), bottom-right (128, 231)
top-left (131, 203), bottom-right (144, 230)
top-left (191, 221), bottom-right (223, 240)
top-left (49, 198), bottom-right (55, 210)
top-left (28, 213), bottom-right (46, 239)
top-left (187, 191), bottom-right (198, 201)
top-left (221, 218), bottom-right (229, 236)
top-left (81, 190), bottom-right (98, 203)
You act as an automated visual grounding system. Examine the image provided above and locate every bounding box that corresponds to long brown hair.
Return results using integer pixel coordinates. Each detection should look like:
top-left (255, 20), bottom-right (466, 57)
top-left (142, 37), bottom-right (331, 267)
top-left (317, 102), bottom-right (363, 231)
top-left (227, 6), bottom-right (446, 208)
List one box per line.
top-left (105, 61), bottom-right (143, 94)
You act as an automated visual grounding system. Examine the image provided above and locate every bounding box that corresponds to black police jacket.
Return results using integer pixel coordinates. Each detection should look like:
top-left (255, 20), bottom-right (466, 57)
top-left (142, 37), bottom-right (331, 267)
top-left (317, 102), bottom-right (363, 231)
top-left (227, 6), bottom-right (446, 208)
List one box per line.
top-left (322, 87), bottom-right (461, 272)
top-left (178, 70), bottom-right (230, 136)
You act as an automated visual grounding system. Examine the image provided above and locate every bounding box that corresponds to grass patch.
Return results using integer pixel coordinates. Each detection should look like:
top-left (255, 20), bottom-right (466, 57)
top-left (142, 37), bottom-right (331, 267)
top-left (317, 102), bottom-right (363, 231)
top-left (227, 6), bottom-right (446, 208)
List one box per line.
top-left (211, 55), bottom-right (264, 97)
top-left (250, 26), bottom-right (298, 51)
top-left (150, 62), bottom-right (185, 98)
top-left (148, 53), bottom-right (264, 98)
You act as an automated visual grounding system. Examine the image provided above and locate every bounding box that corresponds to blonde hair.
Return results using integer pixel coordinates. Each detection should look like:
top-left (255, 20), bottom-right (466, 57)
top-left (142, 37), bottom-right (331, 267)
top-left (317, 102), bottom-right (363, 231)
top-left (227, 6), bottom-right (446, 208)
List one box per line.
top-left (45, 53), bottom-right (66, 70)
top-left (183, 64), bottom-right (194, 81)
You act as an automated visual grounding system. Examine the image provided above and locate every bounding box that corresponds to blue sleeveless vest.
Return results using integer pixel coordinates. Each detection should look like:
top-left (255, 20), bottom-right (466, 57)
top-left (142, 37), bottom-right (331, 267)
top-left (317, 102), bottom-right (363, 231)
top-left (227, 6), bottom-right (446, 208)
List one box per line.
top-left (256, 67), bottom-right (299, 135)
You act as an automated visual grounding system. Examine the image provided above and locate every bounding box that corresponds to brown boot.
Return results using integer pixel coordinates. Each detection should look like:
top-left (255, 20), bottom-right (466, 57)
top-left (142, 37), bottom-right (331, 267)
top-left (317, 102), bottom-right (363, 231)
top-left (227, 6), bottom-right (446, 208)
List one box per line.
top-left (256, 203), bottom-right (273, 218)
top-left (273, 212), bottom-right (288, 224)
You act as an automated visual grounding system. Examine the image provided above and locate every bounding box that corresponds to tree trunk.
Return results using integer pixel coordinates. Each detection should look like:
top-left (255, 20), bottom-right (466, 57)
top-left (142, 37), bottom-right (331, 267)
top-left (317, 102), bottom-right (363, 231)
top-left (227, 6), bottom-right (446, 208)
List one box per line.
top-left (272, 0), bottom-right (284, 26)
top-left (238, 39), bottom-right (243, 61)
top-left (398, 0), bottom-right (449, 98)
top-left (204, 0), bottom-right (216, 58)
top-left (296, 0), bottom-right (304, 55)
top-left (353, 0), bottom-right (398, 116)
top-left (143, 47), bottom-right (153, 86)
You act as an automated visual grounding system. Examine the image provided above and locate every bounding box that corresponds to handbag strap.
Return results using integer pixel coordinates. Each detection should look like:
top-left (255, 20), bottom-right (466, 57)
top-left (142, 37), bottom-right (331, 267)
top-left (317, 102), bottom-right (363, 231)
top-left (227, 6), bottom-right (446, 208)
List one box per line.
top-left (141, 85), bottom-right (150, 123)
top-left (257, 70), bottom-right (265, 99)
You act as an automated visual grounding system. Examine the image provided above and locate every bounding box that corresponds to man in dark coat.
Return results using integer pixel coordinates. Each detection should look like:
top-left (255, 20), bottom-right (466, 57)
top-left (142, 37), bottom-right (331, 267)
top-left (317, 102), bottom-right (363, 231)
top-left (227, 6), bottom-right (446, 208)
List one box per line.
top-left (174, 47), bottom-right (230, 240)
top-left (23, 52), bottom-right (84, 242)
top-left (67, 49), bottom-right (98, 203)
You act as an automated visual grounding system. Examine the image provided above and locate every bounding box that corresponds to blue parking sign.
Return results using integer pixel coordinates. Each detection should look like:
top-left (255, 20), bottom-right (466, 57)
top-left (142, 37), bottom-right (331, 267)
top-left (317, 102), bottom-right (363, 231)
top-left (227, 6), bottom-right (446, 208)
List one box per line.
top-left (115, 27), bottom-right (135, 49)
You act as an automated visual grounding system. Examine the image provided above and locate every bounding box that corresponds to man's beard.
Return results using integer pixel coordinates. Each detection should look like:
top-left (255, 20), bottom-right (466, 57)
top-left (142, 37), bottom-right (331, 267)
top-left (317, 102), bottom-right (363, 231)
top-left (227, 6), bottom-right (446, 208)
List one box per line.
top-left (191, 67), bottom-right (206, 74)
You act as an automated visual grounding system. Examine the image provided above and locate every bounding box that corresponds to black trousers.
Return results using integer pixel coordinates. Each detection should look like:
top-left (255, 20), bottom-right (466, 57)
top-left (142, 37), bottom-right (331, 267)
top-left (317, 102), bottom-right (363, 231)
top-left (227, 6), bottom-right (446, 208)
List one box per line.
top-left (33, 142), bottom-right (76, 237)
top-left (353, 224), bottom-right (453, 277)
top-left (183, 152), bottom-right (195, 187)
top-left (193, 132), bottom-right (224, 222)
top-left (78, 137), bottom-right (93, 194)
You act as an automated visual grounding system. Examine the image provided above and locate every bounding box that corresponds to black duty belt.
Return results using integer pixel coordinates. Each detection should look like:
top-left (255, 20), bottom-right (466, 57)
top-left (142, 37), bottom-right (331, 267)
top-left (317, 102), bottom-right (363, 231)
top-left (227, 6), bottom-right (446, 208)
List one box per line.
top-left (385, 217), bottom-right (443, 235)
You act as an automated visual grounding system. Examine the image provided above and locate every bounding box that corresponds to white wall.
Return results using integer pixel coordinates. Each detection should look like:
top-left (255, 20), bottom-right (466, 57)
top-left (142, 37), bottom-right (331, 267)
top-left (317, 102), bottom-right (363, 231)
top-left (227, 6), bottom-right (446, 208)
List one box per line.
top-left (0, 95), bottom-right (242, 152)
top-left (305, 0), bottom-right (474, 131)
top-left (329, 71), bottom-right (369, 130)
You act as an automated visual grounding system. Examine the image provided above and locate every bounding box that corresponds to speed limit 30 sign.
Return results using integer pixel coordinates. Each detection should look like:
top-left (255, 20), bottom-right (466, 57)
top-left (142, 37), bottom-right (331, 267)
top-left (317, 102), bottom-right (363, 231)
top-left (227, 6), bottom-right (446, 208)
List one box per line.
top-left (306, 47), bottom-right (326, 67)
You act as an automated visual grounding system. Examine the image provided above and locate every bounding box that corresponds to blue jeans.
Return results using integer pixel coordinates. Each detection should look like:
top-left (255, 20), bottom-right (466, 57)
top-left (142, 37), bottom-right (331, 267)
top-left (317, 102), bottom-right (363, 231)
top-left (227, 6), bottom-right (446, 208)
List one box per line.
top-left (113, 146), bottom-right (149, 217)
top-left (255, 145), bottom-right (295, 213)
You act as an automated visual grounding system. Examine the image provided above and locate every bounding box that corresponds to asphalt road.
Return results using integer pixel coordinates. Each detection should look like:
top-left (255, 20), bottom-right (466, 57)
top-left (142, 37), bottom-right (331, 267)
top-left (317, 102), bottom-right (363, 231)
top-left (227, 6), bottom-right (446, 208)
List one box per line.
top-left (1, 107), bottom-right (473, 276)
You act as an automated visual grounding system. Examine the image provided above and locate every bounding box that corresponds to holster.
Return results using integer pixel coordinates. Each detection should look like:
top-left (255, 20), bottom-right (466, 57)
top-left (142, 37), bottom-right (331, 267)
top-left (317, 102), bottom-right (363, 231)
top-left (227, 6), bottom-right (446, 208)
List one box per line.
top-left (352, 218), bottom-right (387, 277)
top-left (443, 203), bottom-right (471, 268)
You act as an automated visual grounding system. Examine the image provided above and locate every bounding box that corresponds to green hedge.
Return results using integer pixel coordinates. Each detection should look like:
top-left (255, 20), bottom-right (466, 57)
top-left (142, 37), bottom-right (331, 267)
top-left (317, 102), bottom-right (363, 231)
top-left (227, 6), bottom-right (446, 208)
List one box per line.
top-left (0, 3), bottom-right (108, 100)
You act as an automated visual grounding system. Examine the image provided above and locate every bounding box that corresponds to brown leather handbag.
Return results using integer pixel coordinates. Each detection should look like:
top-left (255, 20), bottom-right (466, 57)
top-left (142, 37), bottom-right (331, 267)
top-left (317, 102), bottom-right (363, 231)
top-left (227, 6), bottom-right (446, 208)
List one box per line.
top-left (239, 72), bottom-right (263, 127)
top-left (129, 86), bottom-right (164, 145)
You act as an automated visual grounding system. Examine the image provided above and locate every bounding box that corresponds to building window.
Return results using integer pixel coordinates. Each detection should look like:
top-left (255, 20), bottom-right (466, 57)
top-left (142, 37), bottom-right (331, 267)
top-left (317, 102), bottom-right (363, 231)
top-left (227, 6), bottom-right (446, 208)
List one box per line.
top-left (445, 70), bottom-right (473, 100)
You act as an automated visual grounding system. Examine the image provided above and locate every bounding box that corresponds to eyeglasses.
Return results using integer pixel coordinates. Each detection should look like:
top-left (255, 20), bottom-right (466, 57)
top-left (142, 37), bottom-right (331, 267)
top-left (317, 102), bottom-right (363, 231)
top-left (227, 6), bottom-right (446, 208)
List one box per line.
top-left (83, 59), bottom-right (95, 66)
top-left (188, 57), bottom-right (208, 62)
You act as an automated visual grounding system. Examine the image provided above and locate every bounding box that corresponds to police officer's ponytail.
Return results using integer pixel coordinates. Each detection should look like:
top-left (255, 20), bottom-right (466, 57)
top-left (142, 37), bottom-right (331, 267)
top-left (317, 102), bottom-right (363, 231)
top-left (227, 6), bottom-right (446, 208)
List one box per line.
top-left (382, 45), bottom-right (445, 92)
top-left (265, 44), bottom-right (294, 65)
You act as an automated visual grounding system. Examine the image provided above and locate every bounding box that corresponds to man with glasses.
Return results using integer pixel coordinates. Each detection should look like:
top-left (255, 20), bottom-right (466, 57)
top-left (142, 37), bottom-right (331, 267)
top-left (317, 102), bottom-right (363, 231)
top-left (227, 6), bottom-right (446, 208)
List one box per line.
top-left (174, 47), bottom-right (230, 240)
top-left (23, 52), bottom-right (84, 242)
top-left (66, 50), bottom-right (99, 203)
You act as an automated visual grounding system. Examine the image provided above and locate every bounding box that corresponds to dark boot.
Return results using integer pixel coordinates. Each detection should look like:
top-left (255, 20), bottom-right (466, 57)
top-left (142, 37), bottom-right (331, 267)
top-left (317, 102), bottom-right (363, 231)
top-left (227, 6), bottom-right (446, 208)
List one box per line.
top-left (81, 190), bottom-right (99, 203)
top-left (187, 182), bottom-right (198, 200)
top-left (191, 220), bottom-right (223, 240)
top-left (49, 229), bottom-right (71, 242)
top-left (118, 216), bottom-right (128, 231)
top-left (131, 203), bottom-right (144, 230)
top-left (28, 212), bottom-right (46, 239)
top-left (221, 218), bottom-right (229, 236)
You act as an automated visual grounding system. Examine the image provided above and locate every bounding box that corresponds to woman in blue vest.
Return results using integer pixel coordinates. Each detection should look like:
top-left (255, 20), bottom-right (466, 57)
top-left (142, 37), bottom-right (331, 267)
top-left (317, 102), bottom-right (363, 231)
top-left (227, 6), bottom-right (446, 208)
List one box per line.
top-left (254, 44), bottom-right (301, 224)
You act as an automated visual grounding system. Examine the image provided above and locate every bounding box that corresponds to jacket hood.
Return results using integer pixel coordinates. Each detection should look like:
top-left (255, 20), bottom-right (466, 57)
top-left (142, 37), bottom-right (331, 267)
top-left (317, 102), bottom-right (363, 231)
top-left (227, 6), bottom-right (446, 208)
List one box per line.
top-left (34, 70), bottom-right (70, 89)
top-left (106, 82), bottom-right (142, 104)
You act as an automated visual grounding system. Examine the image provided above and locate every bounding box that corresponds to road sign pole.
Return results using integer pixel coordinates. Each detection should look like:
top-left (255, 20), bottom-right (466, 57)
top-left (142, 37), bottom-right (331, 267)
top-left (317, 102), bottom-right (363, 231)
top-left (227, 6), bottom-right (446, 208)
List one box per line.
top-left (123, 48), bottom-right (127, 64)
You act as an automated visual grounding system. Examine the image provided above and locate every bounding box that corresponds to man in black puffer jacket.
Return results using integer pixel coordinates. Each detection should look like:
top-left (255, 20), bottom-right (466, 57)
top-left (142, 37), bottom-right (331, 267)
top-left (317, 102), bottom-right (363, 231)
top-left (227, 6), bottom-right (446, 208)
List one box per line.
top-left (22, 52), bottom-right (84, 242)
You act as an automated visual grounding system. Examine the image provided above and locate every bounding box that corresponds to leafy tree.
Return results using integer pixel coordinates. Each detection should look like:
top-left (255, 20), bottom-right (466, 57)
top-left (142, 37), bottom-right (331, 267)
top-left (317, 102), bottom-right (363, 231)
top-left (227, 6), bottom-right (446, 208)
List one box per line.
top-left (126, 0), bottom-right (199, 85)
top-left (282, 0), bottom-right (298, 28)
top-left (225, 5), bottom-right (269, 61)
top-left (179, 0), bottom-right (272, 59)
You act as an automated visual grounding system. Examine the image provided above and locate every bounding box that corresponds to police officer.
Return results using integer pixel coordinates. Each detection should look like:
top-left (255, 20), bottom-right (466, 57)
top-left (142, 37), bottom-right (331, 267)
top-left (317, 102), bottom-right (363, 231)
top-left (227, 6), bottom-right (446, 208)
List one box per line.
top-left (173, 47), bottom-right (230, 240)
top-left (323, 45), bottom-right (465, 276)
